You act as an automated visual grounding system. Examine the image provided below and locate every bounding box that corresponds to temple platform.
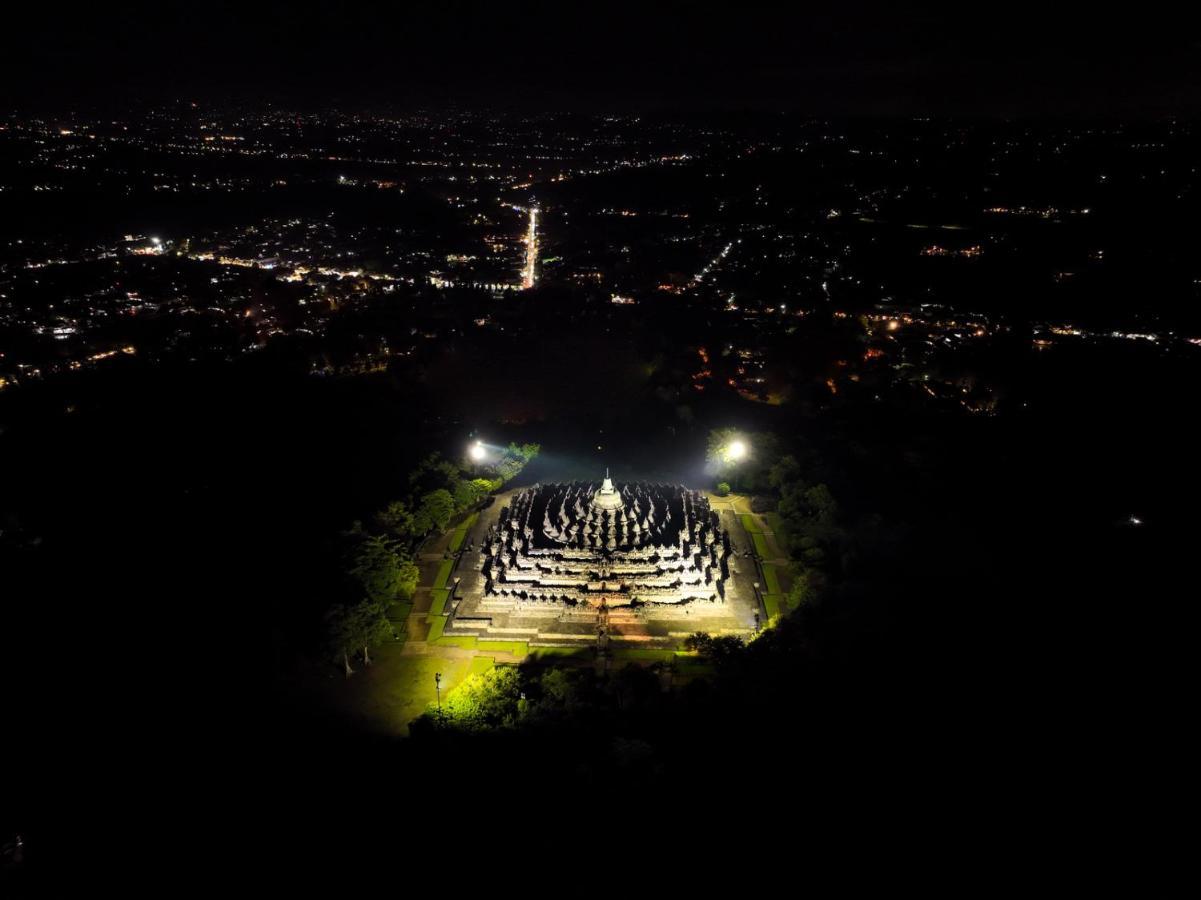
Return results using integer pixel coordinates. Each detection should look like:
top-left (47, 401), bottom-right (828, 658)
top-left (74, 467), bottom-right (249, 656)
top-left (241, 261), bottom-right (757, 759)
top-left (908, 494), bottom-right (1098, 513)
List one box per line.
top-left (444, 480), bottom-right (761, 647)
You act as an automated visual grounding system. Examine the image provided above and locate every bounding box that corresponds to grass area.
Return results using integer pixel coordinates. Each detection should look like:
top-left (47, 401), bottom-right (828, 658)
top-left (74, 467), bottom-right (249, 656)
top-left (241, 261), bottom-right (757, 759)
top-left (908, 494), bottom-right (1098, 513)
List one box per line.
top-left (447, 511), bottom-right (480, 553)
top-left (468, 656), bottom-right (496, 677)
top-left (432, 559), bottom-right (455, 590)
top-left (764, 512), bottom-right (786, 535)
top-left (428, 588), bottom-right (451, 617)
top-left (430, 633), bottom-right (529, 657)
top-left (477, 639), bottom-right (528, 657)
top-left (527, 646), bottom-right (592, 661)
top-left (740, 513), bottom-right (771, 556)
top-left (763, 592), bottom-right (787, 620)
top-left (762, 563), bottom-right (782, 596)
top-left (331, 647), bottom-right (471, 736)
top-left (425, 615), bottom-right (446, 641)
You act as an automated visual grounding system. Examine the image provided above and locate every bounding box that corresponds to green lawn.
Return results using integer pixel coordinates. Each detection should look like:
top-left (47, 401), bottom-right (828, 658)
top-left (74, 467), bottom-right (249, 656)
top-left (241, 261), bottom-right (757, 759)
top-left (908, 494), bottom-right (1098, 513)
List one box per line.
top-left (425, 615), bottom-right (446, 641)
top-left (527, 646), bottom-right (592, 661)
top-left (762, 563), bottom-right (782, 596)
top-left (740, 513), bottom-right (761, 533)
top-left (432, 559), bottom-right (455, 590)
top-left (468, 656), bottom-right (496, 677)
top-left (763, 592), bottom-right (783, 620)
top-left (477, 639), bottom-right (529, 657)
top-left (332, 647), bottom-right (471, 736)
top-left (447, 512), bottom-right (480, 554)
top-left (430, 634), bottom-right (528, 658)
top-left (428, 588), bottom-right (451, 617)
top-left (751, 531), bottom-right (771, 558)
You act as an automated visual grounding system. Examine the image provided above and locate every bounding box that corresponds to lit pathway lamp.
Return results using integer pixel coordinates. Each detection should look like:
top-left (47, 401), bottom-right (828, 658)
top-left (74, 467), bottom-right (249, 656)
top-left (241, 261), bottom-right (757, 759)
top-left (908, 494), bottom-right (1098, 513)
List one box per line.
top-left (721, 438), bottom-right (749, 494)
top-left (434, 672), bottom-right (443, 715)
top-left (468, 439), bottom-right (487, 477)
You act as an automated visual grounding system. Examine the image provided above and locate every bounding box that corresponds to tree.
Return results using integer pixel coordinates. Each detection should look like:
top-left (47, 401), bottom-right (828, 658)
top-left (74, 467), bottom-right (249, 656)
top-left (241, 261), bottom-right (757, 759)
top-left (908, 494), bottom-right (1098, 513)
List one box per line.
top-left (786, 568), bottom-right (821, 611)
top-left (408, 452), bottom-right (462, 497)
top-left (438, 666), bottom-right (524, 730)
top-left (706, 428), bottom-right (744, 468)
top-left (509, 442), bottom-right (541, 463)
top-left (768, 454), bottom-right (802, 491)
top-left (486, 443), bottom-right (541, 487)
top-left (452, 478), bottom-right (487, 512)
top-left (706, 429), bottom-right (781, 493)
top-left (324, 596), bottom-right (393, 676)
top-left (683, 632), bottom-right (744, 668)
top-left (396, 560), bottom-right (419, 601)
top-left (413, 488), bottom-right (455, 534)
top-left (374, 500), bottom-right (414, 539)
top-left (778, 480), bottom-right (843, 564)
top-left (347, 534), bottom-right (405, 607)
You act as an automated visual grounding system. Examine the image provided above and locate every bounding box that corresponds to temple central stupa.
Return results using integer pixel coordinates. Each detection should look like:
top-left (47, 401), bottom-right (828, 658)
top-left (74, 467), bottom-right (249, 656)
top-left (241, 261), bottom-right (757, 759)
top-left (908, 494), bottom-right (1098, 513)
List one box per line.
top-left (591, 468), bottom-right (625, 511)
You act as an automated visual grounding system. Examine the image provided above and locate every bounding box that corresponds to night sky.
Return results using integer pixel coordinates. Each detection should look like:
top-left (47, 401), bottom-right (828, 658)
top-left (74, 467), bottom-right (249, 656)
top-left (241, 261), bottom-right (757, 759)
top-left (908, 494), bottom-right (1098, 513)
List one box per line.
top-left (7, 1), bottom-right (1201, 115)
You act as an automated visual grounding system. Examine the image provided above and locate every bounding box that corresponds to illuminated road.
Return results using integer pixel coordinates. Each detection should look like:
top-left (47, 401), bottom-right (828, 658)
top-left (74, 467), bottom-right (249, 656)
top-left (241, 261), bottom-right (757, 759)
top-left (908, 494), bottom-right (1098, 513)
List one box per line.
top-left (521, 205), bottom-right (539, 289)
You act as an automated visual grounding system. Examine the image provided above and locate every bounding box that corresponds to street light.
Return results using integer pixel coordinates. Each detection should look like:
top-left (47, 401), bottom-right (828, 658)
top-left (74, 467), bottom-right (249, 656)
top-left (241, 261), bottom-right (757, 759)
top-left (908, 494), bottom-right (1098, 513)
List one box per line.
top-left (469, 441), bottom-right (486, 462)
top-left (726, 439), bottom-right (747, 461)
top-left (434, 672), bottom-right (443, 712)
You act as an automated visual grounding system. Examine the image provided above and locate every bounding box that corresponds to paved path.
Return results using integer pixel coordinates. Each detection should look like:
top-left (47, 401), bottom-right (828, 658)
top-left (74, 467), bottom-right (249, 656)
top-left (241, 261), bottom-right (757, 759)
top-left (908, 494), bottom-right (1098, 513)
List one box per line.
top-left (709, 493), bottom-right (791, 593)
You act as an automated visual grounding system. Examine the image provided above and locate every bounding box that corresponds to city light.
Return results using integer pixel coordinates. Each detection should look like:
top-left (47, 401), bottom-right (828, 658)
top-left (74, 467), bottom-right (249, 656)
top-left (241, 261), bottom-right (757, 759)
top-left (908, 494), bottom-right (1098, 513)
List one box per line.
top-left (521, 205), bottom-right (539, 290)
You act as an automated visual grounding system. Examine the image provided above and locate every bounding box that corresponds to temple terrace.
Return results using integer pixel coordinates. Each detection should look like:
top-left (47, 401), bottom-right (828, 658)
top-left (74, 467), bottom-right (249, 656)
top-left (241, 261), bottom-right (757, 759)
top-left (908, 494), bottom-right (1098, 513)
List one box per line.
top-left (444, 474), bottom-right (761, 647)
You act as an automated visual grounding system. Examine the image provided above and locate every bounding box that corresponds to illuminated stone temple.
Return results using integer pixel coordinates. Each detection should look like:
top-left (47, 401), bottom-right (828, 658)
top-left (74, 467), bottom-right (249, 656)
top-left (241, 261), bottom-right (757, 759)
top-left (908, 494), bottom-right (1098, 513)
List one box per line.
top-left (445, 474), bottom-right (758, 646)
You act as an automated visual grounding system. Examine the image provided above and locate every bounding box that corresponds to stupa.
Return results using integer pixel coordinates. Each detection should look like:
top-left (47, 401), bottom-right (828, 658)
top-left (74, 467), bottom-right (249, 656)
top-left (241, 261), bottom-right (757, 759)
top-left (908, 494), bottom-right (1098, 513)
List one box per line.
top-left (591, 468), bottom-right (625, 511)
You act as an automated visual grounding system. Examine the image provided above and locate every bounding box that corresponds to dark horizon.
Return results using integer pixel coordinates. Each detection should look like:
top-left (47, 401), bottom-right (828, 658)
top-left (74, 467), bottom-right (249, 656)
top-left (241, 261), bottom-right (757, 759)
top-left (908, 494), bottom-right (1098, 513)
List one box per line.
top-left (7, 2), bottom-right (1201, 117)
